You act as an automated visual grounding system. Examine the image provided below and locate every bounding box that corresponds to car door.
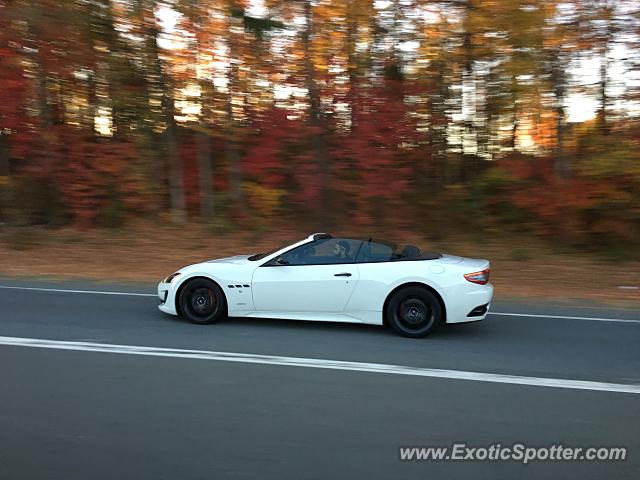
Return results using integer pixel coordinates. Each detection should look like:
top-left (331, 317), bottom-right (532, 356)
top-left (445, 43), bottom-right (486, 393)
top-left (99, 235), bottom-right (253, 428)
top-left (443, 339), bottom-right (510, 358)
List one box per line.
top-left (251, 238), bottom-right (362, 313)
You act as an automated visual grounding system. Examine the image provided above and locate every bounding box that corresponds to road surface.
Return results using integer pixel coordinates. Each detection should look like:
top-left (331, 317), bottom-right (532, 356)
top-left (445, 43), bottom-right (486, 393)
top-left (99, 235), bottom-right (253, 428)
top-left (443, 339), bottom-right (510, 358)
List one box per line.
top-left (0, 278), bottom-right (638, 479)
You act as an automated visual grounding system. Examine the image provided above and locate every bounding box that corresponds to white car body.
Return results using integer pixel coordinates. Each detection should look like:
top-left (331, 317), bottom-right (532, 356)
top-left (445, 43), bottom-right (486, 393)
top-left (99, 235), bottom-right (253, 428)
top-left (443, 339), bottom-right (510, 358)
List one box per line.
top-left (158, 234), bottom-right (493, 326)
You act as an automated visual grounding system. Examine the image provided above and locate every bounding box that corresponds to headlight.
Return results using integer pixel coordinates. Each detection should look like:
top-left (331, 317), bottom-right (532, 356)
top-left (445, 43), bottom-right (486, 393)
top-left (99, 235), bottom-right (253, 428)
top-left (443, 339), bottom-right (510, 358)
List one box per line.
top-left (163, 272), bottom-right (182, 283)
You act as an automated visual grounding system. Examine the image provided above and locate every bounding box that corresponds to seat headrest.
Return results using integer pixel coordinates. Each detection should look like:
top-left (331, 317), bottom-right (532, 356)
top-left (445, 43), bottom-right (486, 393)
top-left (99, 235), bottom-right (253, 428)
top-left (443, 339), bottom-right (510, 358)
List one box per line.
top-left (401, 244), bottom-right (421, 259)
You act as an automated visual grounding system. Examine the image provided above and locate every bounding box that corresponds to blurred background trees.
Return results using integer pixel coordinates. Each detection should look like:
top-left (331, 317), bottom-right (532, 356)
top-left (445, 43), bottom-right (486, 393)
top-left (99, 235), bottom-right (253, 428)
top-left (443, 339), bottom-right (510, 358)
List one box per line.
top-left (0, 0), bottom-right (639, 252)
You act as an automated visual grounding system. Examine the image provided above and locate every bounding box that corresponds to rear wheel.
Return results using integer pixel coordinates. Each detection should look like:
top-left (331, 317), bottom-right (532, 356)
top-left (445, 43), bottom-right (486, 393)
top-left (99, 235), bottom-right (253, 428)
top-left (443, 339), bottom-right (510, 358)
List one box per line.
top-left (385, 286), bottom-right (442, 338)
top-left (179, 278), bottom-right (226, 325)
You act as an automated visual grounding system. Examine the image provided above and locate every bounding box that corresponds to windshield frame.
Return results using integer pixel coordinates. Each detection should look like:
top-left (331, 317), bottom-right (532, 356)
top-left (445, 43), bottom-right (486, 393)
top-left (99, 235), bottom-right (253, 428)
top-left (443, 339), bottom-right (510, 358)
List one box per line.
top-left (248, 240), bottom-right (304, 262)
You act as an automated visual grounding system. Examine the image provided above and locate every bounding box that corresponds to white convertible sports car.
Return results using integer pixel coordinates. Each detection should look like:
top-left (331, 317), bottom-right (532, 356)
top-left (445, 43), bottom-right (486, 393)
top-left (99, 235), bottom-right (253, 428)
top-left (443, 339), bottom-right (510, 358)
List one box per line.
top-left (158, 233), bottom-right (493, 337)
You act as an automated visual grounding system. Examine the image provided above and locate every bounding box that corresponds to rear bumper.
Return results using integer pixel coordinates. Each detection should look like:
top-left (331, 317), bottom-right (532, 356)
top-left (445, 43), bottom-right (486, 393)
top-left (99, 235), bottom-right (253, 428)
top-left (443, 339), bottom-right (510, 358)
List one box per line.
top-left (445, 283), bottom-right (493, 324)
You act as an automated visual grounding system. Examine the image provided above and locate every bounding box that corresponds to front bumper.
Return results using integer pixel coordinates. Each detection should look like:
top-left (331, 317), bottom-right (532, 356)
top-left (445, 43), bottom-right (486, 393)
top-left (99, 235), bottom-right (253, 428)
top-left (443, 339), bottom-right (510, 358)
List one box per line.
top-left (157, 281), bottom-right (178, 315)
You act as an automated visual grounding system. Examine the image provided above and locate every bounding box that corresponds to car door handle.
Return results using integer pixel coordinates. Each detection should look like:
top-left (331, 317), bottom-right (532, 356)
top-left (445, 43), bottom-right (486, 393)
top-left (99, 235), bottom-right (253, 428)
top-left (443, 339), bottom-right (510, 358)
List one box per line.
top-left (334, 273), bottom-right (352, 277)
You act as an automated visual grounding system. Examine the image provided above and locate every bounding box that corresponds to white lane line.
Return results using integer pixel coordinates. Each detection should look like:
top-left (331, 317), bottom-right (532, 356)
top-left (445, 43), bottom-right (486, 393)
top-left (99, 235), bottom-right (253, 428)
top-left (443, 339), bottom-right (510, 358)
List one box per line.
top-left (489, 312), bottom-right (640, 324)
top-left (0, 285), bottom-right (156, 297)
top-left (0, 284), bottom-right (638, 323)
top-left (0, 336), bottom-right (639, 395)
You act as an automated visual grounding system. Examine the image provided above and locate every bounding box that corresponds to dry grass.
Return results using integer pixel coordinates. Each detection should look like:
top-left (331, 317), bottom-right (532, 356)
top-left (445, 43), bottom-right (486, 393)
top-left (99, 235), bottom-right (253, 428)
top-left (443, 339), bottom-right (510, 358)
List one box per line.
top-left (0, 222), bottom-right (638, 307)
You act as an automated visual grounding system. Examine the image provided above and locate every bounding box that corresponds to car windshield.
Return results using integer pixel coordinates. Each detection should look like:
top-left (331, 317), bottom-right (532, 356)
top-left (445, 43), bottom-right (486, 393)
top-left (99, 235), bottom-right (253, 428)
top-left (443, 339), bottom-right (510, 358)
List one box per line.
top-left (248, 241), bottom-right (297, 261)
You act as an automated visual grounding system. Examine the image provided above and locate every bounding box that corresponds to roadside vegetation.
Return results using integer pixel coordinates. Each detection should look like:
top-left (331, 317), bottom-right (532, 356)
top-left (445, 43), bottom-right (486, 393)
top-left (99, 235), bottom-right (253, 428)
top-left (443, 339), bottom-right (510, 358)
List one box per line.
top-left (0, 222), bottom-right (638, 306)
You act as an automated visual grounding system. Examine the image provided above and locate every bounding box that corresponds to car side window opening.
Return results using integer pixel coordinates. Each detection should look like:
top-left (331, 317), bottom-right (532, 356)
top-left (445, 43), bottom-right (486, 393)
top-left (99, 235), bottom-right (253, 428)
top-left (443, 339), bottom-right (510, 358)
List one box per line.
top-left (355, 239), bottom-right (442, 263)
top-left (278, 238), bottom-right (363, 266)
top-left (356, 240), bottom-right (395, 263)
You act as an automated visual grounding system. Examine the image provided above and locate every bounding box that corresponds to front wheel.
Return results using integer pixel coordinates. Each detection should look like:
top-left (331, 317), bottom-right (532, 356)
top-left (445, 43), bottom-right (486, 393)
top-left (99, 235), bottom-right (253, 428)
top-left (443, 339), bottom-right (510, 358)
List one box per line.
top-left (385, 286), bottom-right (442, 338)
top-left (179, 278), bottom-right (226, 324)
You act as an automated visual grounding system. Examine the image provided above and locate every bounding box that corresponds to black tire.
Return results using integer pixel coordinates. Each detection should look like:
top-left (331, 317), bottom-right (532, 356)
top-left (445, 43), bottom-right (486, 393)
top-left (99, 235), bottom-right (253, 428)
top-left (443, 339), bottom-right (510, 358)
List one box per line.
top-left (385, 286), bottom-right (442, 338)
top-left (178, 278), bottom-right (226, 325)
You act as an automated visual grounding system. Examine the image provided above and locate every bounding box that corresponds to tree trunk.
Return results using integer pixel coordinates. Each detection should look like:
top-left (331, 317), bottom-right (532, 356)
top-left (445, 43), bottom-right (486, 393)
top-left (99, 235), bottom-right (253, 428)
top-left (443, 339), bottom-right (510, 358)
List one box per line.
top-left (197, 130), bottom-right (214, 221)
top-left (190, 0), bottom-right (215, 222)
top-left (0, 133), bottom-right (10, 223)
top-left (87, 71), bottom-right (98, 136)
top-left (551, 54), bottom-right (570, 178)
top-left (507, 71), bottom-right (518, 151)
top-left (225, 10), bottom-right (244, 218)
top-left (25, 6), bottom-right (53, 172)
top-left (145, 20), bottom-right (186, 223)
top-left (303, 0), bottom-right (330, 230)
top-left (430, 61), bottom-right (448, 187)
top-left (598, 42), bottom-right (609, 135)
top-left (104, 2), bottom-right (121, 137)
top-left (162, 79), bottom-right (186, 224)
top-left (597, 1), bottom-right (614, 135)
top-left (346, 9), bottom-right (358, 129)
top-left (225, 79), bottom-right (243, 217)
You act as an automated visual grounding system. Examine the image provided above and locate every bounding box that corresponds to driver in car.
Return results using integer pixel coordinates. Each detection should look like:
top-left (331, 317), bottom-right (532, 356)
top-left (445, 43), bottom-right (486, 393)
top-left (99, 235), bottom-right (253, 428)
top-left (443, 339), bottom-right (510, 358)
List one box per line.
top-left (333, 240), bottom-right (353, 260)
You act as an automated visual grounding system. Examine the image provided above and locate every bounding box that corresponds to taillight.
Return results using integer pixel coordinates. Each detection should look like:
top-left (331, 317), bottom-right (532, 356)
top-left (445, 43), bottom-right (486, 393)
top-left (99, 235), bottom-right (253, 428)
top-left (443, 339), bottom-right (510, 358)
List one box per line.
top-left (464, 268), bottom-right (490, 285)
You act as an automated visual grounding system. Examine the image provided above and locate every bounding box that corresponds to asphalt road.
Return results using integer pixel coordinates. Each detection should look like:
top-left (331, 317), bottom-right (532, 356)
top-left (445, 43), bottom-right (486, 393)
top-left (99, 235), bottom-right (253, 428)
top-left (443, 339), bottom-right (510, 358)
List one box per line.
top-left (0, 278), bottom-right (639, 479)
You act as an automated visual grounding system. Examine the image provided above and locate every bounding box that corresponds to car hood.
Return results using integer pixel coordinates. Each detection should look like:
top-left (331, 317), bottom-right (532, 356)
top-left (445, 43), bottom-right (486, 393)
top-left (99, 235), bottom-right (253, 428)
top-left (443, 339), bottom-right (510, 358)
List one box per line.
top-left (205, 255), bottom-right (253, 265)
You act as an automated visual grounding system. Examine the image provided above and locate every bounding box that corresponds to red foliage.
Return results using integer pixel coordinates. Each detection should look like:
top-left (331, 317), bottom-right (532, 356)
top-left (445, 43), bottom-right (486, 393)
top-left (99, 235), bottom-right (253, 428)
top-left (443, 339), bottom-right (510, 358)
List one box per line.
top-left (243, 108), bottom-right (321, 209)
top-left (20, 126), bottom-right (147, 226)
top-left (179, 131), bottom-right (228, 216)
top-left (243, 108), bottom-right (297, 189)
top-left (239, 80), bottom-right (421, 226)
top-left (0, 25), bottom-right (27, 134)
top-left (494, 155), bottom-right (635, 238)
top-left (331, 80), bottom-right (420, 226)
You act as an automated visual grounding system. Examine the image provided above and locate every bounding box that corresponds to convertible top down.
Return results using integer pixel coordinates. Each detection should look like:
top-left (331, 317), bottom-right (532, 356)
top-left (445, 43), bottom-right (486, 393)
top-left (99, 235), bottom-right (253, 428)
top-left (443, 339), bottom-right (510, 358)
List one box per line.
top-left (158, 233), bottom-right (493, 337)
